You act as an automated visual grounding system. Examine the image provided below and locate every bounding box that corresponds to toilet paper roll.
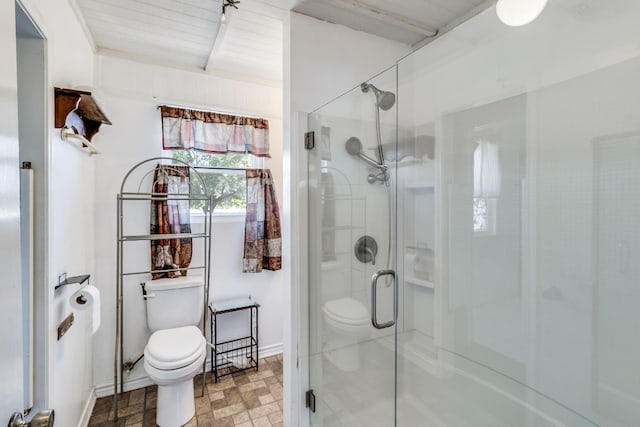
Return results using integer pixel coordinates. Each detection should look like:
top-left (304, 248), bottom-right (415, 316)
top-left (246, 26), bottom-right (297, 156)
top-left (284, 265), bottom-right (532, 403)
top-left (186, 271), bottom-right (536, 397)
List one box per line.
top-left (70, 285), bottom-right (101, 335)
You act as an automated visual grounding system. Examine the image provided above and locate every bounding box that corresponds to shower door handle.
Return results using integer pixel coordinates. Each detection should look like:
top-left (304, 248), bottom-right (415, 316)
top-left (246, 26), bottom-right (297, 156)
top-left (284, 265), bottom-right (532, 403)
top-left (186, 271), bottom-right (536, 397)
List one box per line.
top-left (371, 269), bottom-right (396, 329)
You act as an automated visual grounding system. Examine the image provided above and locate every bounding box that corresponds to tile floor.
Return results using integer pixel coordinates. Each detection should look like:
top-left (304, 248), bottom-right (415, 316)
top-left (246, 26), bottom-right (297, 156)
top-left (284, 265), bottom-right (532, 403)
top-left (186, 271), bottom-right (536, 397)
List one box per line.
top-left (89, 354), bottom-right (284, 427)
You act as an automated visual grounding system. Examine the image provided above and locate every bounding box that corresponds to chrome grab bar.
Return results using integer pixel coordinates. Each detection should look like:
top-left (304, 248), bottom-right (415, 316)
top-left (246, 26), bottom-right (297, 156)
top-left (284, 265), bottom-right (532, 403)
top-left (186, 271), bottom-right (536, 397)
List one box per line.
top-left (371, 269), bottom-right (396, 329)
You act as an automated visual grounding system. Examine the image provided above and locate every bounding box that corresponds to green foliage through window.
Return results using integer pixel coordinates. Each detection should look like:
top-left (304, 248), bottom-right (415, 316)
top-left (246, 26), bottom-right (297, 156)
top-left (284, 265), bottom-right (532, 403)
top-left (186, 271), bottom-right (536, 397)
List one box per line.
top-left (170, 150), bottom-right (253, 213)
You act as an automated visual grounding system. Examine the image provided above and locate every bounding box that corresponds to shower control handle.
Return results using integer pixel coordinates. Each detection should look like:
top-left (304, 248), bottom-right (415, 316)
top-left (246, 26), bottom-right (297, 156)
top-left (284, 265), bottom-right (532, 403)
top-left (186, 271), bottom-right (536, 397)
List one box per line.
top-left (371, 269), bottom-right (396, 329)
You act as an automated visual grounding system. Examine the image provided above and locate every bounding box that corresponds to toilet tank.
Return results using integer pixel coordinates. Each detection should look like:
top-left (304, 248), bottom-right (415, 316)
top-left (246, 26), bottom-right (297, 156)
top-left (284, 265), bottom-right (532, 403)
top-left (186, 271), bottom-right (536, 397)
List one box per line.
top-left (144, 276), bottom-right (204, 332)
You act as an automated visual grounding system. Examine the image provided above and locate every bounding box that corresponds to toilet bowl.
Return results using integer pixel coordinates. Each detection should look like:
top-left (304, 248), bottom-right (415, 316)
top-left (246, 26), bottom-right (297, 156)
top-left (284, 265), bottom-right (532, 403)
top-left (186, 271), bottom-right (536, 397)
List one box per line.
top-left (142, 277), bottom-right (205, 426)
top-left (144, 325), bottom-right (206, 427)
top-left (322, 297), bottom-right (370, 371)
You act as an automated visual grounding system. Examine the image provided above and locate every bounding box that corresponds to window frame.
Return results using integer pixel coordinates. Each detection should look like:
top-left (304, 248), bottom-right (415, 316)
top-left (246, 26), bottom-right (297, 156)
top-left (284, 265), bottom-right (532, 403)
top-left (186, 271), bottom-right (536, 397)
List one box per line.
top-left (163, 149), bottom-right (264, 217)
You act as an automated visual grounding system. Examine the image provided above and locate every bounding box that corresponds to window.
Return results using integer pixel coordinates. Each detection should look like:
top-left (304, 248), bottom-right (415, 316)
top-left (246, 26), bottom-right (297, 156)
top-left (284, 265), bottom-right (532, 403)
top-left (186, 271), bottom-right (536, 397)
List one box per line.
top-left (473, 197), bottom-right (496, 234)
top-left (473, 140), bottom-right (500, 235)
top-left (168, 150), bottom-right (263, 215)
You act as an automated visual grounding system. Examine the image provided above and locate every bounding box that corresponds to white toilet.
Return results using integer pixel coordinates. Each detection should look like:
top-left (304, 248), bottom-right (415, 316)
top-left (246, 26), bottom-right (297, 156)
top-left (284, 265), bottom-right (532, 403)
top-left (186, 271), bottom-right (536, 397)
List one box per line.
top-left (322, 297), bottom-right (370, 371)
top-left (143, 276), bottom-right (206, 427)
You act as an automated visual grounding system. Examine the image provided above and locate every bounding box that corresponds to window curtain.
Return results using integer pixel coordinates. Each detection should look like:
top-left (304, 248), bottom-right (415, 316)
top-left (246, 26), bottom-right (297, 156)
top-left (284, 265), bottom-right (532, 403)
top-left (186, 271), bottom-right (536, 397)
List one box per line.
top-left (160, 105), bottom-right (270, 158)
top-left (150, 164), bottom-right (193, 279)
top-left (243, 169), bottom-right (282, 273)
top-left (473, 140), bottom-right (501, 198)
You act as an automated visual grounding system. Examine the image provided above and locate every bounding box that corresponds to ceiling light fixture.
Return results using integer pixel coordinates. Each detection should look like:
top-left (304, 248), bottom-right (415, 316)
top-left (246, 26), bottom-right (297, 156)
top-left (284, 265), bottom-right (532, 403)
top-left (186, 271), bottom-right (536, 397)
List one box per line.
top-left (496, 0), bottom-right (548, 27)
top-left (222, 0), bottom-right (240, 21)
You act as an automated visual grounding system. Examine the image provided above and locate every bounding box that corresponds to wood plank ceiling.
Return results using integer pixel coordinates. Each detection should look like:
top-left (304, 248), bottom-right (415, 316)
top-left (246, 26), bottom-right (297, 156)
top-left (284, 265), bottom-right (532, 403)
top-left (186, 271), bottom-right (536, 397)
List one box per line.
top-left (71, 0), bottom-right (492, 87)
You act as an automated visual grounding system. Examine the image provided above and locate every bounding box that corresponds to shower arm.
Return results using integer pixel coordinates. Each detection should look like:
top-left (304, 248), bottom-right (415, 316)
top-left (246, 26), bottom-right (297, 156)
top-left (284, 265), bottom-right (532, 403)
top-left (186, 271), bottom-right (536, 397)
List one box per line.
top-left (357, 151), bottom-right (388, 170)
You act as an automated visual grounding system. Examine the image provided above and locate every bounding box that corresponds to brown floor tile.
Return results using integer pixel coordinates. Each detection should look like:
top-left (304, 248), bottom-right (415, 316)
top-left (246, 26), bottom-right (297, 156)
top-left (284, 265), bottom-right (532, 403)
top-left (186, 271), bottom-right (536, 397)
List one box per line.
top-left (141, 410), bottom-right (155, 427)
top-left (241, 389), bottom-right (262, 409)
top-left (213, 416), bottom-right (234, 427)
top-left (93, 397), bottom-right (114, 414)
top-left (124, 412), bottom-right (143, 426)
top-left (253, 387), bottom-right (271, 397)
top-left (129, 389), bottom-right (145, 405)
top-left (208, 390), bottom-right (225, 402)
top-left (117, 392), bottom-right (130, 407)
top-left (213, 402), bottom-right (246, 419)
top-left (259, 394), bottom-right (275, 405)
top-left (117, 403), bottom-right (144, 418)
top-left (264, 376), bottom-right (279, 387)
top-left (211, 397), bottom-right (230, 410)
top-left (183, 417), bottom-right (198, 427)
top-left (233, 374), bottom-right (251, 386)
top-left (91, 356), bottom-right (282, 427)
top-left (94, 420), bottom-right (126, 427)
top-left (248, 402), bottom-right (280, 419)
top-left (224, 388), bottom-right (243, 405)
top-left (89, 412), bottom-right (111, 425)
top-left (195, 396), bottom-right (211, 415)
top-left (196, 411), bottom-right (213, 424)
top-left (238, 379), bottom-right (266, 393)
top-left (233, 410), bottom-right (251, 424)
top-left (253, 415), bottom-right (272, 427)
top-left (211, 378), bottom-right (236, 392)
top-left (247, 370), bottom-right (274, 382)
top-left (144, 395), bottom-right (156, 411)
top-left (268, 410), bottom-right (283, 424)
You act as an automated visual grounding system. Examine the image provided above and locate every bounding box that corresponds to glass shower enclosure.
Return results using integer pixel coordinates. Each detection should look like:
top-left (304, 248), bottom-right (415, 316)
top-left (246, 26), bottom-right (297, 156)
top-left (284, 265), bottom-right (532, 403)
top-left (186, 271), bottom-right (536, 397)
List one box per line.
top-left (306, 2), bottom-right (640, 426)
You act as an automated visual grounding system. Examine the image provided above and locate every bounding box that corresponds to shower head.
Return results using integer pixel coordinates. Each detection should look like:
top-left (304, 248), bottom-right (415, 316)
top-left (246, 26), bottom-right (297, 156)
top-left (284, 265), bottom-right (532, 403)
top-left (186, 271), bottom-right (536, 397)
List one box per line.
top-left (345, 137), bottom-right (387, 171)
top-left (361, 83), bottom-right (396, 111)
top-left (345, 136), bottom-right (363, 155)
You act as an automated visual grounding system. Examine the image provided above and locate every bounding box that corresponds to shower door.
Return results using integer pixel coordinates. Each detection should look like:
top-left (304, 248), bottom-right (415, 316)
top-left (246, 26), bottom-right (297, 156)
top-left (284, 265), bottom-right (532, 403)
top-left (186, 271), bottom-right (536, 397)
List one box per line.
top-left (306, 66), bottom-right (399, 426)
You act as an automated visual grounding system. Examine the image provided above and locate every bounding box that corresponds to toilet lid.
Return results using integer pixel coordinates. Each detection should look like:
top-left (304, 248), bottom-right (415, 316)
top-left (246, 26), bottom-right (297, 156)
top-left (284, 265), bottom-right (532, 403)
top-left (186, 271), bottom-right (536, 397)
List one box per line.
top-left (145, 326), bottom-right (206, 370)
top-left (324, 298), bottom-right (369, 323)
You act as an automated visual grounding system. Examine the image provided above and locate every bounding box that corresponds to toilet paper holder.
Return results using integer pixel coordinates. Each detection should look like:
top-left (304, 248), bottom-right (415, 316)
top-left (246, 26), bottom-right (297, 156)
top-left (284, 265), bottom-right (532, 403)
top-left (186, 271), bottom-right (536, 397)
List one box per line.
top-left (55, 272), bottom-right (90, 290)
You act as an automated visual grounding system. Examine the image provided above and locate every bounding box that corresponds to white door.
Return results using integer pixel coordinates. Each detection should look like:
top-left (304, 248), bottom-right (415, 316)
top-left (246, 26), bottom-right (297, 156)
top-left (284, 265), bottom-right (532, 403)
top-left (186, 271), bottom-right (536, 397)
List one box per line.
top-left (0, 0), bottom-right (26, 422)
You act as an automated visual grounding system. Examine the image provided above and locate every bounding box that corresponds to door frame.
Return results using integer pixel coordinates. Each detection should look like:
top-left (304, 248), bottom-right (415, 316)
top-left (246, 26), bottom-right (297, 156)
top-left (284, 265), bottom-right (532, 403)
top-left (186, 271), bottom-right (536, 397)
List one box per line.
top-left (15, 0), bottom-right (52, 412)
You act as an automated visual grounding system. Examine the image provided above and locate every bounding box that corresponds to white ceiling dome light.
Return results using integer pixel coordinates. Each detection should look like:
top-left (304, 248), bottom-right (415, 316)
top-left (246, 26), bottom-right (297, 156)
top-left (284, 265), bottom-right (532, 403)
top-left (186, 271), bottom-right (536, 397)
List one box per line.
top-left (496, 0), bottom-right (548, 27)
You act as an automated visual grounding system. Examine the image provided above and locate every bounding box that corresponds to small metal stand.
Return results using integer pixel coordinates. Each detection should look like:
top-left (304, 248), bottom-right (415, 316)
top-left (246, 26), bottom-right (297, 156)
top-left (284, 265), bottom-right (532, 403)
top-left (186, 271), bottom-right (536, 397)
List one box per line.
top-left (209, 297), bottom-right (259, 382)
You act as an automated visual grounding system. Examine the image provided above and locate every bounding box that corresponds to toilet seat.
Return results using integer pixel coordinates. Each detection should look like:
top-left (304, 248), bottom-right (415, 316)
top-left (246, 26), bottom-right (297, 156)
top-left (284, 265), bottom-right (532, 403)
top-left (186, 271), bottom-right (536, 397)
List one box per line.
top-left (145, 325), bottom-right (206, 370)
top-left (323, 297), bottom-right (369, 325)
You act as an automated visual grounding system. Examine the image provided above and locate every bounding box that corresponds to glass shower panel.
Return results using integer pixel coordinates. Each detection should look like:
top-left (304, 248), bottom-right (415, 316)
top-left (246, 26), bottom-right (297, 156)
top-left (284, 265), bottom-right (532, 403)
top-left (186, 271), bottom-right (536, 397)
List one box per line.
top-left (307, 66), bottom-right (398, 426)
top-left (395, 1), bottom-right (640, 426)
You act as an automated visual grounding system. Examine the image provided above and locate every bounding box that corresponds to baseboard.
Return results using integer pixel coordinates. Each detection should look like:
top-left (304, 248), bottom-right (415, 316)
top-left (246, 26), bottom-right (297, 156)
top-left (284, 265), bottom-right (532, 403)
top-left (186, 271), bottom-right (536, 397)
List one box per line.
top-left (259, 342), bottom-right (284, 358)
top-left (77, 388), bottom-right (96, 427)
top-left (95, 342), bottom-right (283, 398)
top-left (95, 375), bottom-right (155, 398)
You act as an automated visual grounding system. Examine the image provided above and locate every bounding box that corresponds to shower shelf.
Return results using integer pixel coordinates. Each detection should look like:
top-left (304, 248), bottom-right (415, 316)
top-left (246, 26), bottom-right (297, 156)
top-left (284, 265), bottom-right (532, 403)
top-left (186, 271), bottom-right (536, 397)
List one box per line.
top-left (405, 277), bottom-right (434, 289)
top-left (404, 182), bottom-right (434, 191)
top-left (405, 245), bottom-right (434, 253)
top-left (321, 225), bottom-right (364, 231)
top-left (322, 195), bottom-right (366, 201)
top-left (120, 232), bottom-right (209, 241)
top-left (321, 260), bottom-right (344, 270)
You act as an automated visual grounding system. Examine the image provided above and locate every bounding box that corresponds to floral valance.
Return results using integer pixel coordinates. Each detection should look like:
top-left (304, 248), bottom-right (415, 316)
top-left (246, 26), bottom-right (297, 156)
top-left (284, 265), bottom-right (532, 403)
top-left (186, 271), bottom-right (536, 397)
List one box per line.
top-left (160, 105), bottom-right (270, 158)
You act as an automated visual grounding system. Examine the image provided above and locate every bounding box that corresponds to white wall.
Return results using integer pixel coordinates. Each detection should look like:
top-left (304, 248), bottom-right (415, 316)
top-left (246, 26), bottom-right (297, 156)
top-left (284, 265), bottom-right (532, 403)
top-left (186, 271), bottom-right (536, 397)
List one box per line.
top-left (15, 1), bottom-right (97, 426)
top-left (91, 55), bottom-right (284, 394)
top-left (284, 11), bottom-right (410, 426)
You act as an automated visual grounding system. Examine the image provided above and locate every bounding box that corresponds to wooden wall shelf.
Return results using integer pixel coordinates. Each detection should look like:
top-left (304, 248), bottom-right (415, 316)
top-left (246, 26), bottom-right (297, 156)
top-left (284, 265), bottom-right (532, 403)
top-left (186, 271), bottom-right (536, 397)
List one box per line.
top-left (54, 87), bottom-right (111, 142)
